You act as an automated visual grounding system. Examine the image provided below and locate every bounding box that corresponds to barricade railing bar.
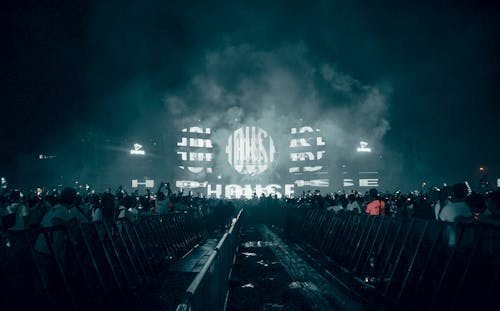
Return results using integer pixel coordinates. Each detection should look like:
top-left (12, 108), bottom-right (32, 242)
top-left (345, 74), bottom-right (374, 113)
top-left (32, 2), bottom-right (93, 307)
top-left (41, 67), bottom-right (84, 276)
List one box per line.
top-left (256, 207), bottom-right (499, 310)
top-left (0, 211), bottom-right (221, 310)
top-left (176, 208), bottom-right (244, 311)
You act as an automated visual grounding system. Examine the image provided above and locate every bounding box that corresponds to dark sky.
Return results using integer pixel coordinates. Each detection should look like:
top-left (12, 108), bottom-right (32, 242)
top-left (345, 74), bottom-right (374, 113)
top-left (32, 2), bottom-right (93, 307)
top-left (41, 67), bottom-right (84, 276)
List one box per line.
top-left (1, 0), bottom-right (499, 189)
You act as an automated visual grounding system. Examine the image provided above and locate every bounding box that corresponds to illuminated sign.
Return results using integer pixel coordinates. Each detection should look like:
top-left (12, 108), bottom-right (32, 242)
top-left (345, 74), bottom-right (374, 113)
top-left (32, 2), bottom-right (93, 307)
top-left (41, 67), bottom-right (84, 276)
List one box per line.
top-left (200, 184), bottom-right (295, 199)
top-left (177, 127), bottom-right (213, 174)
top-left (294, 179), bottom-right (329, 187)
top-left (130, 143), bottom-right (145, 155)
top-left (39, 154), bottom-right (56, 160)
top-left (289, 126), bottom-right (329, 188)
top-left (357, 141), bottom-right (371, 153)
top-left (132, 179), bottom-right (154, 188)
top-left (176, 180), bottom-right (208, 189)
top-left (226, 126), bottom-right (275, 175)
top-left (174, 124), bottom-right (381, 194)
top-left (343, 179), bottom-right (379, 187)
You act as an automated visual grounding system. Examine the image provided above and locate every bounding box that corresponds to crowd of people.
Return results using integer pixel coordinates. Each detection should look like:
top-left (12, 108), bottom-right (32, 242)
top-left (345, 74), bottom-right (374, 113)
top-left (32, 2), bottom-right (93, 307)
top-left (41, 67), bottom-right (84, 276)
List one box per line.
top-left (0, 181), bottom-right (238, 233)
top-left (1, 179), bottom-right (499, 235)
top-left (0, 181), bottom-right (236, 309)
top-left (0, 178), bottom-right (498, 309)
top-left (281, 184), bottom-right (500, 225)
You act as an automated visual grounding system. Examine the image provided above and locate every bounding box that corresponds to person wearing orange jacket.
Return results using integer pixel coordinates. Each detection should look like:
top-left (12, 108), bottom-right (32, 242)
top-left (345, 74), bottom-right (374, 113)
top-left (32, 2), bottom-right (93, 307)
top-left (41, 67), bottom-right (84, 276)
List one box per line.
top-left (365, 188), bottom-right (386, 216)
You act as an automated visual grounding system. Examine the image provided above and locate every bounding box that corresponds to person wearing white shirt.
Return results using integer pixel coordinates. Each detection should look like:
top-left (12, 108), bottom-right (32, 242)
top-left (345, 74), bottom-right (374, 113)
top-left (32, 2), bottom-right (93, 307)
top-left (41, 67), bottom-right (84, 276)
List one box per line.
top-left (438, 201), bottom-right (472, 222)
top-left (438, 183), bottom-right (472, 222)
top-left (346, 194), bottom-right (361, 213)
top-left (35, 188), bottom-right (81, 256)
top-left (437, 183), bottom-right (473, 248)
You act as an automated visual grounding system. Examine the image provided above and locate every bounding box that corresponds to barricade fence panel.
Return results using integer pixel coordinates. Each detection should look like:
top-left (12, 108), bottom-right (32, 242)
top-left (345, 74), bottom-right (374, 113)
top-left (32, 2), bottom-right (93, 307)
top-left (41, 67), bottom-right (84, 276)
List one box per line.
top-left (176, 208), bottom-right (244, 311)
top-left (0, 211), bottom-right (221, 309)
top-left (259, 207), bottom-right (499, 310)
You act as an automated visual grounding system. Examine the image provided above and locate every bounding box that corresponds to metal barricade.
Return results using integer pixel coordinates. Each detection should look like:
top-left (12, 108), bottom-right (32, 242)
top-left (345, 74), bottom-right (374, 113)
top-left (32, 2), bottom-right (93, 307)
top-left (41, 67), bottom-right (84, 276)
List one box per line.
top-left (278, 209), bottom-right (500, 310)
top-left (0, 210), bottom-right (217, 310)
top-left (176, 208), bottom-right (244, 311)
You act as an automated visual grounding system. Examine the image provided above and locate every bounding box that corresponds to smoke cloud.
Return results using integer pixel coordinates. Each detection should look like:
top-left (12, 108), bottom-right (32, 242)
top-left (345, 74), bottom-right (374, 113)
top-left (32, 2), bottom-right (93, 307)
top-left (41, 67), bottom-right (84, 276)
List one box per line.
top-left (162, 43), bottom-right (391, 187)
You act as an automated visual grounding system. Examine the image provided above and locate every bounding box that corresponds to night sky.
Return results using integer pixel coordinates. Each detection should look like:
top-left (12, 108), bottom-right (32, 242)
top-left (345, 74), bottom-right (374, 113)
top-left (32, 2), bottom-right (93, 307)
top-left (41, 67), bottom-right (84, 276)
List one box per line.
top-left (1, 0), bottom-right (498, 190)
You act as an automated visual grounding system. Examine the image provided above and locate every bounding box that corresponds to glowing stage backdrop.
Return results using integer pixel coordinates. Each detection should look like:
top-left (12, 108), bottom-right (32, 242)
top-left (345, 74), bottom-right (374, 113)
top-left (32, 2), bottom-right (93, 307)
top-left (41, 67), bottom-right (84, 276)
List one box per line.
top-left (174, 124), bottom-right (380, 198)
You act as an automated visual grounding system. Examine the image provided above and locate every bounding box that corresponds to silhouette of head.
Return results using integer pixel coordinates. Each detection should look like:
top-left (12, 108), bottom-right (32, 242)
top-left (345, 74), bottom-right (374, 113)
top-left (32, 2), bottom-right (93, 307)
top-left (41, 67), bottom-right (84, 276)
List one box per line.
top-left (60, 187), bottom-right (77, 206)
top-left (157, 192), bottom-right (166, 201)
top-left (452, 183), bottom-right (468, 201)
top-left (9, 190), bottom-right (21, 202)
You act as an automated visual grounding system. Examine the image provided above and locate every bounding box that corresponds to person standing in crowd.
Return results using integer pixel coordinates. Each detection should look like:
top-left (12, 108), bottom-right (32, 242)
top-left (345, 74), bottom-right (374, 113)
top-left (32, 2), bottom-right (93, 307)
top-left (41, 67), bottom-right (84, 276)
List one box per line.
top-left (437, 183), bottom-right (472, 222)
top-left (413, 194), bottom-right (434, 219)
top-left (89, 194), bottom-right (103, 222)
top-left (1, 190), bottom-right (31, 308)
top-left (465, 192), bottom-right (487, 220)
top-left (28, 191), bottom-right (47, 229)
top-left (326, 194), bottom-right (343, 212)
top-left (32, 187), bottom-right (84, 302)
top-left (71, 194), bottom-right (90, 223)
top-left (479, 190), bottom-right (500, 225)
top-left (312, 190), bottom-right (325, 209)
top-left (363, 189), bottom-right (385, 284)
top-left (117, 195), bottom-right (138, 222)
top-left (100, 190), bottom-right (116, 222)
top-left (346, 193), bottom-right (361, 213)
top-left (34, 187), bottom-right (83, 256)
top-left (437, 183), bottom-right (473, 248)
top-left (434, 186), bottom-right (452, 220)
top-left (365, 188), bottom-right (386, 216)
top-left (156, 182), bottom-right (169, 215)
top-left (156, 191), bottom-right (168, 215)
top-left (3, 190), bottom-right (29, 230)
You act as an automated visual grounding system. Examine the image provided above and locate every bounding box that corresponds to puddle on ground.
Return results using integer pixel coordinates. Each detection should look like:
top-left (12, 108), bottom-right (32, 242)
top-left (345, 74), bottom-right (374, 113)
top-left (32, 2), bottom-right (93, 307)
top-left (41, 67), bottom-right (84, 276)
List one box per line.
top-left (288, 281), bottom-right (301, 289)
top-left (288, 281), bottom-right (320, 292)
top-left (256, 259), bottom-right (269, 267)
top-left (241, 283), bottom-right (255, 288)
top-left (262, 303), bottom-right (285, 310)
top-left (242, 241), bottom-right (275, 248)
top-left (241, 252), bottom-right (257, 257)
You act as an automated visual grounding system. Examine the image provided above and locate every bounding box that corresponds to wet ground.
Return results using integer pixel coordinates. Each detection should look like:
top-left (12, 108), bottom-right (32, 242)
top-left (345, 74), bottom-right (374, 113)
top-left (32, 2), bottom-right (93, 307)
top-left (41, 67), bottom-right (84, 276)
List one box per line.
top-left (228, 224), bottom-right (370, 311)
top-left (126, 224), bottom-right (378, 311)
top-left (227, 225), bottom-right (310, 311)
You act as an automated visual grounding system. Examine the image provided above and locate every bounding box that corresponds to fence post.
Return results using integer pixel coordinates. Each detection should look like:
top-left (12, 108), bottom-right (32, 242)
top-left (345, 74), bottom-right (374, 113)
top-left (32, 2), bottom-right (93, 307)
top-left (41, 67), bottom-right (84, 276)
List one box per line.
top-left (396, 220), bottom-right (429, 302)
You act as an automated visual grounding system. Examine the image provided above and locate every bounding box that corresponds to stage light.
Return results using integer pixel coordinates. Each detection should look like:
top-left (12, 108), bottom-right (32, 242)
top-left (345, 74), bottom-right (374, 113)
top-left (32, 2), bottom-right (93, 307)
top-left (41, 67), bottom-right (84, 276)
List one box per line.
top-left (357, 141), bottom-right (372, 153)
top-left (132, 179), bottom-right (154, 188)
top-left (38, 154), bottom-right (56, 160)
top-left (130, 143), bottom-right (145, 155)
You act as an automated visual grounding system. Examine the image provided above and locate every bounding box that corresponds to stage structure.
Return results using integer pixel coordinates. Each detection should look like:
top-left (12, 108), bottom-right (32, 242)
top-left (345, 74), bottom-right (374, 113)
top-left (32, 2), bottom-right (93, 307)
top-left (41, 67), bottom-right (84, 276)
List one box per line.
top-left (175, 124), bottom-right (382, 198)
